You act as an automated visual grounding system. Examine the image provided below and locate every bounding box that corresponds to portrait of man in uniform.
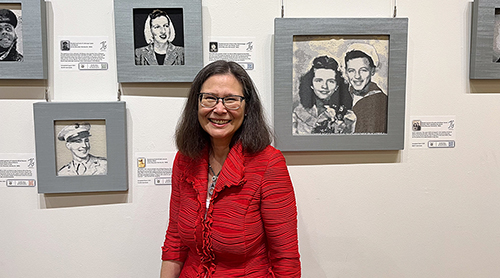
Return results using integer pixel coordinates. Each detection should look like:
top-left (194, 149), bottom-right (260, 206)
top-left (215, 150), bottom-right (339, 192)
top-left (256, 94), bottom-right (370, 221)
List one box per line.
top-left (55, 122), bottom-right (107, 176)
top-left (0, 7), bottom-right (23, 61)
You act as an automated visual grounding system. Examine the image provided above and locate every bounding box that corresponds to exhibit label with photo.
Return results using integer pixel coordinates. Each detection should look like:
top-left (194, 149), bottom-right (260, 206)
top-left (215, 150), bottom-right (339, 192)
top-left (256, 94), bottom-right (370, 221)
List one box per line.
top-left (0, 153), bottom-right (36, 187)
top-left (208, 36), bottom-right (255, 70)
top-left (134, 152), bottom-right (176, 186)
top-left (58, 36), bottom-right (109, 70)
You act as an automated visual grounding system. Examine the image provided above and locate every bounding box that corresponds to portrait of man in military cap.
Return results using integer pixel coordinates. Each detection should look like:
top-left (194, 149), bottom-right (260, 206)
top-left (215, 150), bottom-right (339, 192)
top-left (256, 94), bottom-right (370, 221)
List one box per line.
top-left (0, 7), bottom-right (23, 62)
top-left (55, 122), bottom-right (107, 176)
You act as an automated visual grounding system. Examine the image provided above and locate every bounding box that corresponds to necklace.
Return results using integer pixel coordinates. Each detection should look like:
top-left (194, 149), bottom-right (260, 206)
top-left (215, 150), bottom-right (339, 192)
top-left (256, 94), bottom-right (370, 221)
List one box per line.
top-left (208, 162), bottom-right (221, 199)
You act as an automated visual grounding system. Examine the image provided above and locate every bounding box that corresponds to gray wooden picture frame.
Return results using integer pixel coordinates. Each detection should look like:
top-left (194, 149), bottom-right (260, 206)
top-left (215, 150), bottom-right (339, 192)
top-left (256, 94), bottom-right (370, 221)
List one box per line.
top-left (33, 102), bottom-right (128, 194)
top-left (274, 18), bottom-right (408, 151)
top-left (0, 0), bottom-right (47, 79)
top-left (470, 0), bottom-right (500, 79)
top-left (114, 0), bottom-right (202, 83)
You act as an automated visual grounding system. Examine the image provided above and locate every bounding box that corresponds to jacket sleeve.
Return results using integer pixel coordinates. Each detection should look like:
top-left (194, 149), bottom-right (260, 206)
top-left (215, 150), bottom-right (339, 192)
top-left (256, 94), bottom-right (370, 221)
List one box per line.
top-left (260, 150), bottom-right (301, 277)
top-left (161, 152), bottom-right (189, 262)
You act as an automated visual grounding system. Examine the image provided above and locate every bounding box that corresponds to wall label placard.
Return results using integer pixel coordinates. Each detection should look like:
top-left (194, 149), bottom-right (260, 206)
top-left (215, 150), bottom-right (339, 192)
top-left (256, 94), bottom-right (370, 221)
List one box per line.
top-left (58, 36), bottom-right (109, 71)
top-left (410, 116), bottom-right (456, 149)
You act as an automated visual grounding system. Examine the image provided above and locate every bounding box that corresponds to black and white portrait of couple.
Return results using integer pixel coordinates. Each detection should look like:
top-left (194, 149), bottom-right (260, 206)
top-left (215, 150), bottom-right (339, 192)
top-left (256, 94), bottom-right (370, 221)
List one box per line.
top-left (494, 8), bottom-right (500, 63)
top-left (133, 8), bottom-right (184, 66)
top-left (55, 121), bottom-right (107, 177)
top-left (0, 6), bottom-right (23, 62)
top-left (292, 36), bottom-right (389, 135)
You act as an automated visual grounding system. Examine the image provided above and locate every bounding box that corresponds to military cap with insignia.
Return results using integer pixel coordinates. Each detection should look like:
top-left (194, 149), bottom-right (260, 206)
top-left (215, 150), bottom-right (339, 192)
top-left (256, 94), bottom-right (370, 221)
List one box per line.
top-left (0, 9), bottom-right (18, 28)
top-left (57, 123), bottom-right (92, 142)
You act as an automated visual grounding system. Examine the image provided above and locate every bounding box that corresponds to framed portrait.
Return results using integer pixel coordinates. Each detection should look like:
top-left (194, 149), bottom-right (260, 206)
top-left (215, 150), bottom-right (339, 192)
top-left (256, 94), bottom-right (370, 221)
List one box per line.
top-left (0, 0), bottom-right (47, 79)
top-left (470, 0), bottom-right (500, 79)
top-left (114, 0), bottom-right (202, 83)
top-left (33, 102), bottom-right (128, 194)
top-left (274, 18), bottom-right (408, 151)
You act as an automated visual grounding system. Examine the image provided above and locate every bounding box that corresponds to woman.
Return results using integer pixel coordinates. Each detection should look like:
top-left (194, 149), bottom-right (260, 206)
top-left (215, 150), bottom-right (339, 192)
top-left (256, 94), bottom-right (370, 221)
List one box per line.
top-left (292, 55), bottom-right (355, 134)
top-left (135, 9), bottom-right (184, 65)
top-left (160, 60), bottom-right (301, 277)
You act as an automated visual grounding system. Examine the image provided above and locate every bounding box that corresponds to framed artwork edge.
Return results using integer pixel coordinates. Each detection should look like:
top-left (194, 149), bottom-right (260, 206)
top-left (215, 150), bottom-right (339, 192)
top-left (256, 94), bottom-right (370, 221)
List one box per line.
top-left (0, 0), bottom-right (47, 79)
top-left (273, 17), bottom-right (408, 151)
top-left (114, 0), bottom-right (203, 83)
top-left (33, 102), bottom-right (128, 194)
top-left (470, 0), bottom-right (500, 79)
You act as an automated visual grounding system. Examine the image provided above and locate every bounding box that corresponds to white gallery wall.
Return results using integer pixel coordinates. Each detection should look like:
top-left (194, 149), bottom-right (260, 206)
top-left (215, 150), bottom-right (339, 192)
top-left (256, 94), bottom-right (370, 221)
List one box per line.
top-left (1, 0), bottom-right (500, 277)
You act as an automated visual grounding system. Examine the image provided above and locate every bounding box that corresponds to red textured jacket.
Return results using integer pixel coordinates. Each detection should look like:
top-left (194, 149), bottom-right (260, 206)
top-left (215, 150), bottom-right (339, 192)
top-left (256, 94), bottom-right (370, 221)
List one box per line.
top-left (162, 143), bottom-right (301, 277)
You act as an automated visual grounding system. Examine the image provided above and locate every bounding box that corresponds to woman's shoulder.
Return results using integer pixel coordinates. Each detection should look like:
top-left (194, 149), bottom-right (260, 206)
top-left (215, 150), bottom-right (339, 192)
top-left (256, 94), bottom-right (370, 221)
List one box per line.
top-left (293, 103), bottom-right (311, 115)
top-left (173, 151), bottom-right (196, 168)
top-left (167, 44), bottom-right (184, 54)
top-left (135, 44), bottom-right (151, 52)
top-left (173, 45), bottom-right (184, 51)
top-left (293, 103), bottom-right (318, 122)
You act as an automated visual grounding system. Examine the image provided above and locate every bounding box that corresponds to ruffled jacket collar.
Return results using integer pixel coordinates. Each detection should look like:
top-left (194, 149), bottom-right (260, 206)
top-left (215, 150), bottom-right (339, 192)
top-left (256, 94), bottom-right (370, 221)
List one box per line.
top-left (182, 142), bottom-right (247, 277)
top-left (184, 142), bottom-right (246, 198)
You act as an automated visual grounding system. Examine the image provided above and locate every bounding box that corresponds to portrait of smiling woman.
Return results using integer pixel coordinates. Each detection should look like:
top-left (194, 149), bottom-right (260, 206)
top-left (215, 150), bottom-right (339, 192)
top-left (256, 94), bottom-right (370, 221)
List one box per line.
top-left (134, 9), bottom-right (184, 66)
top-left (160, 60), bottom-right (301, 277)
top-left (292, 55), bottom-right (355, 134)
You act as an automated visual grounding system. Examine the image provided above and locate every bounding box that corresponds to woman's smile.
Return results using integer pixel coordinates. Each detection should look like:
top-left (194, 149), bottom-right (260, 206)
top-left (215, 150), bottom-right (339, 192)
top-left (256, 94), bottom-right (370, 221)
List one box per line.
top-left (210, 118), bottom-right (231, 125)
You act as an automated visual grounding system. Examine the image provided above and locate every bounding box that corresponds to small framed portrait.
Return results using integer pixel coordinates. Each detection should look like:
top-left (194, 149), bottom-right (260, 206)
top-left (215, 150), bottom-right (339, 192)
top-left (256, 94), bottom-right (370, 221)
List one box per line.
top-left (114, 0), bottom-right (202, 82)
top-left (274, 18), bottom-right (408, 151)
top-left (0, 0), bottom-right (46, 79)
top-left (470, 0), bottom-right (500, 79)
top-left (33, 102), bottom-right (128, 194)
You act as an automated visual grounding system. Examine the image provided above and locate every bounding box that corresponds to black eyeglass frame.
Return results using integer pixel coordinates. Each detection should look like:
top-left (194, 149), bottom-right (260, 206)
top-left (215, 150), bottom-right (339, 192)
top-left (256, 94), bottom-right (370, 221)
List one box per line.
top-left (198, 93), bottom-right (246, 110)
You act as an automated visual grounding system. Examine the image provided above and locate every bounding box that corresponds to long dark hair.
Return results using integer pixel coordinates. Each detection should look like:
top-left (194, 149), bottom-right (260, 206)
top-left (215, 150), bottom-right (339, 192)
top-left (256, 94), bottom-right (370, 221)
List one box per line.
top-left (175, 60), bottom-right (272, 158)
top-left (298, 55), bottom-right (352, 110)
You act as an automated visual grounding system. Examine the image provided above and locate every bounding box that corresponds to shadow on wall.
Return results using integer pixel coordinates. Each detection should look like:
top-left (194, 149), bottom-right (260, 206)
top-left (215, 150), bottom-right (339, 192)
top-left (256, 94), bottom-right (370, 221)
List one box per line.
top-left (283, 150), bottom-right (401, 165)
top-left (120, 82), bottom-right (191, 98)
top-left (39, 191), bottom-right (128, 209)
top-left (469, 79), bottom-right (500, 93)
top-left (0, 80), bottom-right (47, 99)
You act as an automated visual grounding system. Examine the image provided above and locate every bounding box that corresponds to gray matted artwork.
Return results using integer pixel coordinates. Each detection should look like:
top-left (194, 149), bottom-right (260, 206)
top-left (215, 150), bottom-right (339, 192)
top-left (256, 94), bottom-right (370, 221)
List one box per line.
top-left (274, 18), bottom-right (408, 151)
top-left (33, 102), bottom-right (128, 194)
top-left (0, 0), bottom-right (46, 79)
top-left (114, 0), bottom-right (202, 82)
top-left (292, 35), bottom-right (389, 135)
top-left (470, 0), bottom-right (500, 79)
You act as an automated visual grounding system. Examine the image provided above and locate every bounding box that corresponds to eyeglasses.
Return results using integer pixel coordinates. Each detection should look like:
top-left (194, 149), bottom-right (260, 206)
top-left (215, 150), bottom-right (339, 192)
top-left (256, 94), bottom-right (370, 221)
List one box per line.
top-left (199, 93), bottom-right (245, 110)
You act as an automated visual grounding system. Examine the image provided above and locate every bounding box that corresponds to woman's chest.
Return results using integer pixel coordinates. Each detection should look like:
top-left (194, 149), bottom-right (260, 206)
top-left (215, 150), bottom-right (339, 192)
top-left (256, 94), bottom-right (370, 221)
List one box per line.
top-left (177, 177), bottom-right (265, 255)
